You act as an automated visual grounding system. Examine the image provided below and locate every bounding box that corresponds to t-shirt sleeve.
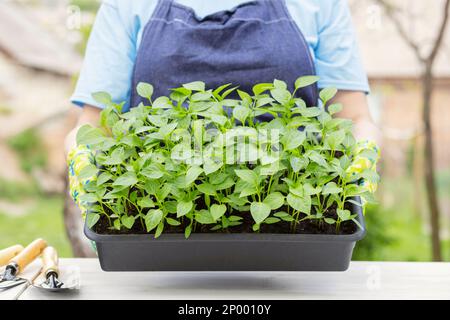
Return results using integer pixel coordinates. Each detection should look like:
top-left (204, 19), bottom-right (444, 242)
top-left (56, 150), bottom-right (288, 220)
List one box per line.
top-left (315, 0), bottom-right (370, 93)
top-left (70, 0), bottom-right (137, 111)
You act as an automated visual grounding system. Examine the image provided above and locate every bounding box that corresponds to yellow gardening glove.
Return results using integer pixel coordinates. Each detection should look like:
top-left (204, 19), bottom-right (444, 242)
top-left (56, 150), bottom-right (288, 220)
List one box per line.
top-left (67, 145), bottom-right (97, 218)
top-left (346, 140), bottom-right (380, 193)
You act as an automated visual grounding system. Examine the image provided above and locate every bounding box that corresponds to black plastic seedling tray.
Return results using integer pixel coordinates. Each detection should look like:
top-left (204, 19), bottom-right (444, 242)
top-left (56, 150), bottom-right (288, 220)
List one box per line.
top-left (85, 202), bottom-right (365, 272)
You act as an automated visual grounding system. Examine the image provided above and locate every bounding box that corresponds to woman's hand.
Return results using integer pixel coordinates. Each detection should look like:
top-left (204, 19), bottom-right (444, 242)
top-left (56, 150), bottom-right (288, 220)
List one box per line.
top-left (68, 145), bottom-right (97, 217)
top-left (346, 139), bottom-right (380, 193)
top-left (332, 91), bottom-right (382, 147)
top-left (66, 104), bottom-right (101, 216)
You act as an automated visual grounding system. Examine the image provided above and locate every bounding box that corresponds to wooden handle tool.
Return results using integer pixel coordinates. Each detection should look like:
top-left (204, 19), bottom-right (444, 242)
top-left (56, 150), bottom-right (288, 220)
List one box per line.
top-left (41, 247), bottom-right (59, 277)
top-left (0, 245), bottom-right (24, 267)
top-left (9, 239), bottom-right (47, 273)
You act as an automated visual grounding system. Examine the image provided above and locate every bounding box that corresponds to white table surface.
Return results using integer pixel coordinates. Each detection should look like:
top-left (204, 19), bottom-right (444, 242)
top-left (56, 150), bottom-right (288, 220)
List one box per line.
top-left (1, 259), bottom-right (449, 300)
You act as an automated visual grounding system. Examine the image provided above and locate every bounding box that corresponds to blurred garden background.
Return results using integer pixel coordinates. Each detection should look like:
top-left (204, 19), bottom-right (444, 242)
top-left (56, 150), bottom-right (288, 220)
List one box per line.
top-left (0, 0), bottom-right (449, 261)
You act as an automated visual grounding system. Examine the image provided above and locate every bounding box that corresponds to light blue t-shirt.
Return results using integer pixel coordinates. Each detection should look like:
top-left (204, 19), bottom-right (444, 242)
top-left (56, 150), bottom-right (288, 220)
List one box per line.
top-left (72, 0), bottom-right (369, 111)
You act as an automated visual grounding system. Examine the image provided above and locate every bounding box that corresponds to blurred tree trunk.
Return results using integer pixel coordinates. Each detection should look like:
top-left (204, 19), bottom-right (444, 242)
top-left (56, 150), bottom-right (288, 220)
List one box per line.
top-left (63, 174), bottom-right (96, 258)
top-left (422, 64), bottom-right (442, 261)
top-left (375, 0), bottom-right (450, 261)
top-left (413, 134), bottom-right (423, 217)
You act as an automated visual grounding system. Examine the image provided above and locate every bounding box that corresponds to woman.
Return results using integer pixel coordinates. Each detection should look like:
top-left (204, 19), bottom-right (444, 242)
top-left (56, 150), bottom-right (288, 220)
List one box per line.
top-left (65, 0), bottom-right (379, 153)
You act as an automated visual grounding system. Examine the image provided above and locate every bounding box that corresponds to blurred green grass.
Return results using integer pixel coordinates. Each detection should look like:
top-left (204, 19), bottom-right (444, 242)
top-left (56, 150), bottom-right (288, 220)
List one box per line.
top-left (70, 0), bottom-right (100, 12)
top-left (0, 180), bottom-right (72, 257)
top-left (354, 171), bottom-right (450, 261)
top-left (8, 129), bottom-right (47, 173)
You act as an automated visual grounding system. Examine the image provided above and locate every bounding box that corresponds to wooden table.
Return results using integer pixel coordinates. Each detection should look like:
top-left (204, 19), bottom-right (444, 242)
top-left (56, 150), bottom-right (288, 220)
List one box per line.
top-left (1, 260), bottom-right (449, 300)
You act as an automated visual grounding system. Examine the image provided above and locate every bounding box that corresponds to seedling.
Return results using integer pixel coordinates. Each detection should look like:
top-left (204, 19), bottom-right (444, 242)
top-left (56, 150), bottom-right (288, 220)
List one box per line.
top-left (76, 77), bottom-right (379, 238)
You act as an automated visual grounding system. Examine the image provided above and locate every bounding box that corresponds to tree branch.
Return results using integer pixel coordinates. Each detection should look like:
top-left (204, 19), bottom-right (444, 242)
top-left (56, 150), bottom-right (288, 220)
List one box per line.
top-left (374, 0), bottom-right (426, 62)
top-left (428, 0), bottom-right (450, 64)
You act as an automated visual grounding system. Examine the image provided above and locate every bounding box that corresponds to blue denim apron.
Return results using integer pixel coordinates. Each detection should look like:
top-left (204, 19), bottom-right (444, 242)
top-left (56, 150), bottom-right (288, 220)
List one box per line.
top-left (130, 0), bottom-right (318, 109)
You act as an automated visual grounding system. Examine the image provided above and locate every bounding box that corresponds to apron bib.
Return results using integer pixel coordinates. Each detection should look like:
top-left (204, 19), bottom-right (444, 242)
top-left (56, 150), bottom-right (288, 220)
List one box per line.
top-left (131, 0), bottom-right (318, 111)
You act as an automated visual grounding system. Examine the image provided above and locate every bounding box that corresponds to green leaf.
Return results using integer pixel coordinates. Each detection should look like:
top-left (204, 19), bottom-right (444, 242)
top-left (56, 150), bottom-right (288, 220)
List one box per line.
top-left (86, 213), bottom-right (100, 229)
top-left (273, 79), bottom-right (287, 90)
top-left (145, 209), bottom-right (163, 232)
top-left (76, 125), bottom-right (105, 146)
top-left (282, 129), bottom-right (306, 151)
top-left (360, 169), bottom-right (380, 183)
top-left (235, 169), bottom-right (258, 186)
top-left (171, 144), bottom-right (192, 161)
top-left (166, 218), bottom-right (181, 226)
top-left (233, 105), bottom-right (251, 124)
top-left (255, 97), bottom-right (274, 108)
top-left (103, 147), bottom-right (125, 165)
top-left (203, 159), bottom-right (223, 175)
top-left (141, 163), bottom-right (165, 179)
top-left (274, 212), bottom-right (290, 218)
top-left (191, 91), bottom-right (213, 101)
top-left (183, 81), bottom-right (205, 92)
top-left (208, 114), bottom-right (228, 126)
top-left (337, 209), bottom-right (351, 221)
top-left (113, 218), bottom-right (121, 230)
top-left (347, 199), bottom-right (363, 207)
top-left (252, 83), bottom-right (274, 95)
top-left (147, 115), bottom-right (167, 127)
top-left (97, 172), bottom-right (113, 186)
top-left (195, 210), bottom-right (216, 224)
top-left (78, 164), bottom-right (98, 180)
top-left (154, 222), bottom-right (164, 238)
top-left (210, 204), bottom-right (227, 221)
top-left (320, 87), bottom-right (338, 103)
top-left (213, 83), bottom-right (232, 98)
top-left (295, 76), bottom-right (319, 89)
top-left (322, 182), bottom-right (343, 195)
top-left (237, 90), bottom-right (252, 104)
top-left (239, 186), bottom-right (258, 198)
top-left (121, 216), bottom-right (135, 229)
top-left (301, 107), bottom-right (322, 118)
top-left (137, 198), bottom-right (155, 208)
top-left (221, 87), bottom-right (239, 100)
top-left (177, 201), bottom-right (193, 218)
top-left (264, 217), bottom-right (281, 224)
top-left (137, 82), bottom-right (154, 101)
top-left (290, 156), bottom-right (308, 173)
top-left (271, 89), bottom-right (291, 105)
top-left (307, 151), bottom-right (328, 167)
top-left (113, 172), bottom-right (138, 187)
top-left (79, 193), bottom-right (98, 203)
top-left (185, 166), bottom-right (203, 186)
top-left (324, 218), bottom-right (336, 225)
top-left (263, 192), bottom-right (285, 210)
top-left (163, 201), bottom-right (178, 214)
top-left (215, 177), bottom-right (235, 191)
top-left (287, 193), bottom-right (311, 215)
top-left (196, 183), bottom-right (217, 196)
top-left (274, 212), bottom-right (294, 222)
top-left (352, 217), bottom-right (364, 230)
top-left (159, 122), bottom-right (178, 137)
top-left (325, 130), bottom-right (346, 149)
top-left (184, 225), bottom-right (192, 239)
top-left (304, 183), bottom-right (322, 196)
top-left (92, 92), bottom-right (112, 107)
top-left (152, 96), bottom-right (171, 109)
top-left (250, 202), bottom-right (271, 225)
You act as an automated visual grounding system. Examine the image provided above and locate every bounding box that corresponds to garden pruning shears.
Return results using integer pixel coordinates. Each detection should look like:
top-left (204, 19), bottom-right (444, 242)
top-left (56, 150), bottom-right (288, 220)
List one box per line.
top-left (0, 239), bottom-right (47, 290)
